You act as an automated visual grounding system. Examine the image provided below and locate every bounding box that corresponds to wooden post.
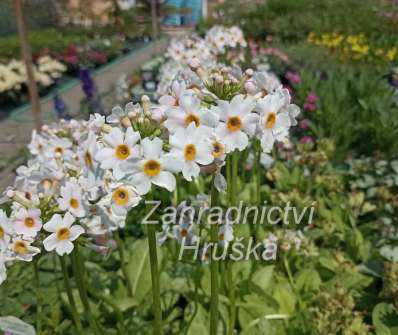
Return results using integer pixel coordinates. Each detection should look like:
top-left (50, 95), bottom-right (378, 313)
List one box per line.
top-left (151, 0), bottom-right (158, 41)
top-left (14, 0), bottom-right (43, 132)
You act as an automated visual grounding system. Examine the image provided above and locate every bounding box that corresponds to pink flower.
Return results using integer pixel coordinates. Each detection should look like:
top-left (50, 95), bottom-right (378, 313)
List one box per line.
top-left (300, 136), bottom-right (314, 144)
top-left (299, 119), bottom-right (311, 130)
top-left (285, 71), bottom-right (301, 84)
top-left (304, 102), bottom-right (316, 112)
top-left (306, 94), bottom-right (319, 104)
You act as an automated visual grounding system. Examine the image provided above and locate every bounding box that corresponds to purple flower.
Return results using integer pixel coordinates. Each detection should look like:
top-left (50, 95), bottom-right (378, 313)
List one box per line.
top-left (299, 119), bottom-right (311, 130)
top-left (304, 102), bottom-right (316, 112)
top-left (285, 70), bottom-right (301, 84)
top-left (79, 68), bottom-right (95, 98)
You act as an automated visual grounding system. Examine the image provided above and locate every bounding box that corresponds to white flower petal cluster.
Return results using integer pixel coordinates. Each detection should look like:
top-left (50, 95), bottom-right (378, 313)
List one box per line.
top-left (0, 25), bottom-right (300, 284)
top-left (0, 57), bottom-right (67, 94)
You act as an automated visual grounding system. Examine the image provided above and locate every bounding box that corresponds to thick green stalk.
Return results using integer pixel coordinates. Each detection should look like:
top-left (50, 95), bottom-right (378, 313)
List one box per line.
top-left (227, 263), bottom-right (236, 335)
top-left (147, 223), bottom-right (163, 334)
top-left (227, 152), bottom-right (238, 334)
top-left (115, 231), bottom-right (133, 297)
top-left (210, 178), bottom-right (219, 335)
top-left (59, 256), bottom-right (84, 335)
top-left (71, 246), bottom-right (101, 335)
top-left (33, 258), bottom-right (43, 335)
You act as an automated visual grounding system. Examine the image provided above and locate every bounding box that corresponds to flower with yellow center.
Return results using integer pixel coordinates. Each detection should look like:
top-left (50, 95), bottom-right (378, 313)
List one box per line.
top-left (125, 137), bottom-right (180, 195)
top-left (95, 127), bottom-right (140, 180)
top-left (226, 116), bottom-right (242, 132)
top-left (164, 93), bottom-right (218, 133)
top-left (14, 207), bottom-right (42, 238)
top-left (144, 160), bottom-right (161, 177)
top-left (212, 141), bottom-right (225, 159)
top-left (112, 187), bottom-right (129, 206)
top-left (14, 241), bottom-right (28, 254)
top-left (11, 238), bottom-right (40, 261)
top-left (215, 94), bottom-right (258, 153)
top-left (46, 137), bottom-right (72, 160)
top-left (43, 213), bottom-right (84, 256)
top-left (169, 123), bottom-right (214, 181)
top-left (100, 184), bottom-right (141, 217)
top-left (58, 180), bottom-right (86, 218)
top-left (265, 112), bottom-right (276, 129)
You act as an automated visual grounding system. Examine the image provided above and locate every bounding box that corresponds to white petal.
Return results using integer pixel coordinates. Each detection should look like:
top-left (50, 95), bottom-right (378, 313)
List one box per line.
top-left (69, 225), bottom-right (84, 241)
top-left (43, 234), bottom-right (58, 251)
top-left (152, 171), bottom-right (176, 192)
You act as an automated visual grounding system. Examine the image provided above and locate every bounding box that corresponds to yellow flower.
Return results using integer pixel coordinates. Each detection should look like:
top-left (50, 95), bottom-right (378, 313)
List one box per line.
top-left (386, 48), bottom-right (397, 62)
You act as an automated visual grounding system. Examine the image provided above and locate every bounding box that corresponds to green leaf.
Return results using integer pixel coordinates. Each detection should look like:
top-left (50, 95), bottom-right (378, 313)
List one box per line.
top-left (127, 238), bottom-right (162, 304)
top-left (295, 269), bottom-right (321, 294)
top-left (372, 303), bottom-right (398, 335)
top-left (251, 265), bottom-right (274, 292)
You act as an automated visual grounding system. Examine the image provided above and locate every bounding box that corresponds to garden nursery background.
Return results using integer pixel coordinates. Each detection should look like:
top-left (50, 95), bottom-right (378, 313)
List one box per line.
top-left (0, 0), bottom-right (398, 334)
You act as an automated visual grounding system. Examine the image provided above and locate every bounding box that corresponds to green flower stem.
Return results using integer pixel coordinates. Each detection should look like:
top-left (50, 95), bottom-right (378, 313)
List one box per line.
top-left (255, 142), bottom-right (262, 209)
top-left (210, 178), bottom-right (219, 335)
top-left (59, 256), bottom-right (84, 335)
top-left (33, 258), bottom-right (43, 335)
top-left (147, 223), bottom-right (163, 334)
top-left (227, 263), bottom-right (236, 335)
top-left (227, 151), bottom-right (238, 334)
top-left (71, 246), bottom-right (101, 335)
top-left (115, 230), bottom-right (133, 297)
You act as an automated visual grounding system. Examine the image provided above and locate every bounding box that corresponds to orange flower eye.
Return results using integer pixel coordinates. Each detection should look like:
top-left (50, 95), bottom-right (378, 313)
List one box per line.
top-left (57, 228), bottom-right (70, 241)
top-left (115, 144), bottom-right (130, 160)
top-left (227, 116), bottom-right (242, 132)
top-left (265, 112), bottom-right (276, 129)
top-left (184, 144), bottom-right (197, 161)
top-left (112, 187), bottom-right (129, 206)
top-left (69, 198), bottom-right (79, 209)
top-left (24, 217), bottom-right (35, 228)
top-left (184, 114), bottom-right (200, 126)
top-left (144, 160), bottom-right (161, 177)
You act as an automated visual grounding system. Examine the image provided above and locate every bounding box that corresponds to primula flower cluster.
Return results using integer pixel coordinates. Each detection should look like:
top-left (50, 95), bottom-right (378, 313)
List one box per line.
top-left (0, 26), bottom-right (300, 285)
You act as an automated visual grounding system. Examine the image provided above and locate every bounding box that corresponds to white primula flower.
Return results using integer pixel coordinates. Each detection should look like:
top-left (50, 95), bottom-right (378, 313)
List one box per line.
top-left (158, 80), bottom-right (193, 107)
top-left (214, 94), bottom-right (258, 153)
top-left (88, 113), bottom-right (105, 133)
top-left (0, 253), bottom-right (7, 285)
top-left (43, 213), bottom-right (84, 256)
top-left (253, 71), bottom-right (282, 95)
top-left (95, 127), bottom-right (140, 180)
top-left (99, 183), bottom-right (141, 217)
top-left (106, 102), bottom-right (136, 124)
top-left (164, 94), bottom-right (218, 133)
top-left (218, 224), bottom-right (234, 248)
top-left (14, 207), bottom-right (42, 237)
top-left (10, 238), bottom-right (40, 262)
top-left (46, 136), bottom-right (73, 160)
top-left (124, 137), bottom-right (181, 195)
top-left (79, 131), bottom-right (99, 171)
top-left (28, 130), bottom-right (47, 158)
top-left (0, 210), bottom-right (12, 251)
top-left (169, 123), bottom-right (214, 181)
top-left (256, 89), bottom-right (292, 153)
top-left (58, 180), bottom-right (86, 218)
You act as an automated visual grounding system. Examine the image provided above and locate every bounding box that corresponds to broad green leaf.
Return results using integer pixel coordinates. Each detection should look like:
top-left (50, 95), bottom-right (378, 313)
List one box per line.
top-left (372, 303), bottom-right (398, 335)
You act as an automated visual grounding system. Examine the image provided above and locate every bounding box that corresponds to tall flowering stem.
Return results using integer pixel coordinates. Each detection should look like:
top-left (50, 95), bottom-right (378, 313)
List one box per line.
top-left (33, 258), bottom-right (43, 334)
top-left (227, 151), bottom-right (238, 334)
top-left (71, 246), bottom-right (101, 335)
top-left (210, 177), bottom-right (220, 335)
top-left (115, 231), bottom-right (133, 297)
top-left (146, 197), bottom-right (163, 334)
top-left (59, 256), bottom-right (84, 335)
